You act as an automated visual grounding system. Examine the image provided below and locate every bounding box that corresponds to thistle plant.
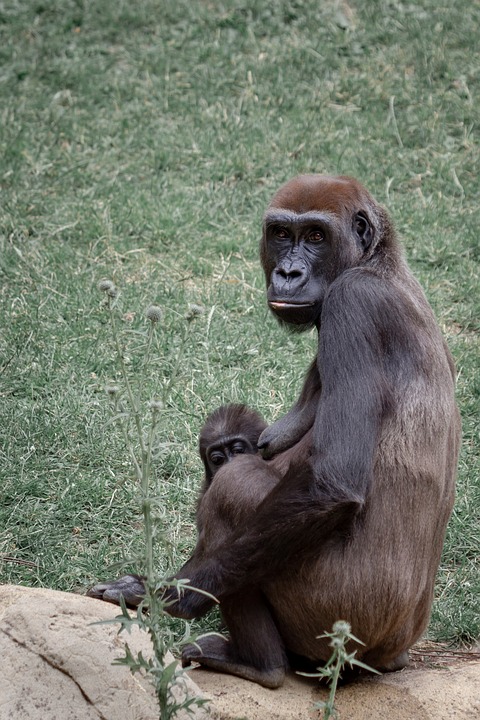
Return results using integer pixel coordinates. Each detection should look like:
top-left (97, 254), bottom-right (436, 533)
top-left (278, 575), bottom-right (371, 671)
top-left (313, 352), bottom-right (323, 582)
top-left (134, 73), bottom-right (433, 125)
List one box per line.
top-left (301, 621), bottom-right (380, 720)
top-left (97, 280), bottom-right (209, 720)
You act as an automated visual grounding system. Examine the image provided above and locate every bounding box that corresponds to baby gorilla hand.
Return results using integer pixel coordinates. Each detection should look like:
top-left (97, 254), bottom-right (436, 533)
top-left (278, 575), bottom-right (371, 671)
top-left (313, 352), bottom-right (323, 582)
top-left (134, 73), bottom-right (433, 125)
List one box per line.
top-left (87, 570), bottom-right (217, 618)
top-left (86, 574), bottom-right (145, 608)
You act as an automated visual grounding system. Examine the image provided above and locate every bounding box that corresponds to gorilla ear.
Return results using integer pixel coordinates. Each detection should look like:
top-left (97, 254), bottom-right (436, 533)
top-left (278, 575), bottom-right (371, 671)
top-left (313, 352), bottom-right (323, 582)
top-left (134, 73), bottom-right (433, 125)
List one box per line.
top-left (354, 211), bottom-right (374, 251)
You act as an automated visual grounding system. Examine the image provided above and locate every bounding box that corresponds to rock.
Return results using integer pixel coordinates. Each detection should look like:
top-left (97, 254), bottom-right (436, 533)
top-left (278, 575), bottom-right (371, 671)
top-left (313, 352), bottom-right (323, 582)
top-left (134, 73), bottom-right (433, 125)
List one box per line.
top-left (0, 585), bottom-right (211, 720)
top-left (1, 584), bottom-right (479, 720)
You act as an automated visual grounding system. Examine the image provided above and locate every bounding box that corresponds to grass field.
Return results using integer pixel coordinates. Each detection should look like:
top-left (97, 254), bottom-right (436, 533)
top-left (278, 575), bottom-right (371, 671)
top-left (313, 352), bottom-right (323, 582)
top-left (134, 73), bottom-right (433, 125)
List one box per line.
top-left (1, 0), bottom-right (479, 646)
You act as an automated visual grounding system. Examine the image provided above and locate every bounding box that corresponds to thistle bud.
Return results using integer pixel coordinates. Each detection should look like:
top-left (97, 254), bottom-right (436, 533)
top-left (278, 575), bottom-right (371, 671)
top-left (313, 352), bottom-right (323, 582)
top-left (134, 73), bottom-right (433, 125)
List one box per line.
top-left (185, 303), bottom-right (205, 321)
top-left (332, 620), bottom-right (351, 637)
top-left (146, 305), bottom-right (163, 323)
top-left (98, 279), bottom-right (117, 298)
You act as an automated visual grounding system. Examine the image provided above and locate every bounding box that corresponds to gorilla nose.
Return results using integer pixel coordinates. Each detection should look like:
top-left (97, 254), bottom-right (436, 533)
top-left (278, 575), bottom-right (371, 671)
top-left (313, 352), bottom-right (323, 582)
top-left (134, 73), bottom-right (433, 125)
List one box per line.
top-left (272, 265), bottom-right (307, 292)
top-left (275, 267), bottom-right (304, 280)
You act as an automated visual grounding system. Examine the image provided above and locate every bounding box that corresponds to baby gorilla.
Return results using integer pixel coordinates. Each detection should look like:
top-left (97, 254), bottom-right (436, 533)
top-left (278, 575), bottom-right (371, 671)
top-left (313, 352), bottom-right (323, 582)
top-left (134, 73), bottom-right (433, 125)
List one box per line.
top-left (86, 404), bottom-right (267, 608)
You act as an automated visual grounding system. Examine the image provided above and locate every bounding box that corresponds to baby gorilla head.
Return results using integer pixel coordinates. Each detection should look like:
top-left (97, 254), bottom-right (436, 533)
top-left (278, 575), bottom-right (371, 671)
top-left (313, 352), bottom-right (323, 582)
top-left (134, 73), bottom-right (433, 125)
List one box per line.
top-left (199, 404), bottom-right (267, 486)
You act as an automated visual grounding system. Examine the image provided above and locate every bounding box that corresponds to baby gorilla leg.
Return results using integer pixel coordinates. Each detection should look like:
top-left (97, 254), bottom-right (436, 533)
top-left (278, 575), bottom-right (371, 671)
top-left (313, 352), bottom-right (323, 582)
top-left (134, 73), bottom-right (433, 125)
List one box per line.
top-left (182, 588), bottom-right (287, 688)
top-left (180, 455), bottom-right (287, 686)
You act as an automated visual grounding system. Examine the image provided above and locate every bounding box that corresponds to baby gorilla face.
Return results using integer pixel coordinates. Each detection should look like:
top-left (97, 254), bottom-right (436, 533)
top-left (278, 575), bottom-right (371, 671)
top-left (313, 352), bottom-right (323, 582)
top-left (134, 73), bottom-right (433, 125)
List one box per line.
top-left (199, 404), bottom-right (267, 486)
top-left (206, 437), bottom-right (254, 478)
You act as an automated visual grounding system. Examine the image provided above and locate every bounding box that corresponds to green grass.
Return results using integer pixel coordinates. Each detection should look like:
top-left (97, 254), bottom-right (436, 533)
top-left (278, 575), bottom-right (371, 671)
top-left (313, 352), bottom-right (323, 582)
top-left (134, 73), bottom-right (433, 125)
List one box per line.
top-left (0, 0), bottom-right (478, 645)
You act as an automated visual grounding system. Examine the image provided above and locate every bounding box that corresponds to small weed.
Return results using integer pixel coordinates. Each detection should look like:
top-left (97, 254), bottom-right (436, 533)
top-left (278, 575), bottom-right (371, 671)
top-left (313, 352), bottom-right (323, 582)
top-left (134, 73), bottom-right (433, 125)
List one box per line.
top-left (300, 621), bottom-right (380, 720)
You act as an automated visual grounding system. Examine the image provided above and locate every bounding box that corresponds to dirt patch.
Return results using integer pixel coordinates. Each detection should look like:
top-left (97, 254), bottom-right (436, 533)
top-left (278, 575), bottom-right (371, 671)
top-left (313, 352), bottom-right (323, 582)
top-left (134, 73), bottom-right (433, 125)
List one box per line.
top-left (191, 646), bottom-right (480, 720)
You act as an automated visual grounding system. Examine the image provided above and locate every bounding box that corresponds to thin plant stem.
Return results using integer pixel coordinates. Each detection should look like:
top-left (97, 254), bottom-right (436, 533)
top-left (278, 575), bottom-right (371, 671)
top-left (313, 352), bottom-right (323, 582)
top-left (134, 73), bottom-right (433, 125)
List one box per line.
top-left (107, 296), bottom-right (147, 462)
top-left (162, 324), bottom-right (189, 405)
top-left (109, 393), bottom-right (143, 481)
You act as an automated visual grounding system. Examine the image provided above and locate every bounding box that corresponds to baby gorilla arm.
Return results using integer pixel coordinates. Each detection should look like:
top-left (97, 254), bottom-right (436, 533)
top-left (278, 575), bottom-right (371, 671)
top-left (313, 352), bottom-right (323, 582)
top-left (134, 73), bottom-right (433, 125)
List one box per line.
top-left (87, 573), bottom-right (146, 607)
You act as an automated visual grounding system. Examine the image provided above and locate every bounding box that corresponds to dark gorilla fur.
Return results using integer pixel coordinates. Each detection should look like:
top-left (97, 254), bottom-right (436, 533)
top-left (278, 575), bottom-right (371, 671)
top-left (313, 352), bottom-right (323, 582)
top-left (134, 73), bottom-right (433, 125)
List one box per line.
top-left (88, 175), bottom-right (460, 689)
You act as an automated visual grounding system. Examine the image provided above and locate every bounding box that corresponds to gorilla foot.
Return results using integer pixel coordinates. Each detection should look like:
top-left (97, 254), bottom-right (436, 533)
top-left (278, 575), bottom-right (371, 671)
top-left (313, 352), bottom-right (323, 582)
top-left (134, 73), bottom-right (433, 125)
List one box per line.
top-left (86, 574), bottom-right (145, 608)
top-left (378, 650), bottom-right (410, 672)
top-left (182, 636), bottom-right (286, 689)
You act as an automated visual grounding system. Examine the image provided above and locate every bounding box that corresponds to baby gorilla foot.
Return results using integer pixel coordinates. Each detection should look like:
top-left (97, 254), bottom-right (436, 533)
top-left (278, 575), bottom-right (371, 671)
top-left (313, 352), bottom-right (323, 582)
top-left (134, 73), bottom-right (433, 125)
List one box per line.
top-left (182, 636), bottom-right (286, 689)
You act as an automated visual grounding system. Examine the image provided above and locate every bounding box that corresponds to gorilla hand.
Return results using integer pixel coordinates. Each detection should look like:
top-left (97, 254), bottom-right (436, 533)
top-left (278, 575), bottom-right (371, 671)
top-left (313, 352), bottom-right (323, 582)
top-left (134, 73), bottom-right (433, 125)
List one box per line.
top-left (86, 574), bottom-right (146, 608)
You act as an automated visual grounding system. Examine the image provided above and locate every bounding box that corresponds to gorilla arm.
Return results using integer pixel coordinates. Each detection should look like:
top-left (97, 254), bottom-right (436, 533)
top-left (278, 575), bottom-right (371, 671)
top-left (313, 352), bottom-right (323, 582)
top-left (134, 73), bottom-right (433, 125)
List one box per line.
top-left (166, 275), bottom-right (393, 619)
top-left (257, 359), bottom-right (321, 459)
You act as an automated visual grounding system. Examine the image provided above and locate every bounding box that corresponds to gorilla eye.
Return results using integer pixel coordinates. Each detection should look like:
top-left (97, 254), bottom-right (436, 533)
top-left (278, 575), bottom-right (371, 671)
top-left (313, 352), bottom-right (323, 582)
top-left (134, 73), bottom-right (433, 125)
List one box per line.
top-left (274, 226), bottom-right (290, 240)
top-left (210, 452), bottom-right (225, 466)
top-left (231, 442), bottom-right (247, 455)
top-left (307, 229), bottom-right (324, 243)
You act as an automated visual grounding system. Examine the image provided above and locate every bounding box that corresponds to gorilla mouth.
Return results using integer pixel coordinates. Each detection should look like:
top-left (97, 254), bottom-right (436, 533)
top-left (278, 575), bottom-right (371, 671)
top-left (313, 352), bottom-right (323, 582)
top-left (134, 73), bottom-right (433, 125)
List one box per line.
top-left (269, 301), bottom-right (315, 310)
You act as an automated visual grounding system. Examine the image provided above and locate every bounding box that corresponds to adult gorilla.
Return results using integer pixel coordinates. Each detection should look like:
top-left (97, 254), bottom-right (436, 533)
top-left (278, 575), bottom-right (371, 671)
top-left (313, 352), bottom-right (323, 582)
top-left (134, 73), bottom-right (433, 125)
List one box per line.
top-left (89, 175), bottom-right (460, 689)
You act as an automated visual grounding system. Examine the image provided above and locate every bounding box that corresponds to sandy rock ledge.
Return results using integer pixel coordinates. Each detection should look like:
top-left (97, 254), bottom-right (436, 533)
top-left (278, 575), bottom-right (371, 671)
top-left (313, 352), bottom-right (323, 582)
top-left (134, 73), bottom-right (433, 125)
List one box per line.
top-left (0, 585), bottom-right (479, 720)
top-left (0, 585), bottom-right (209, 720)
